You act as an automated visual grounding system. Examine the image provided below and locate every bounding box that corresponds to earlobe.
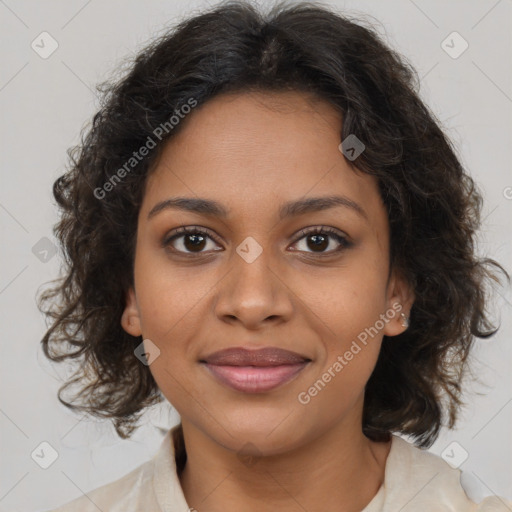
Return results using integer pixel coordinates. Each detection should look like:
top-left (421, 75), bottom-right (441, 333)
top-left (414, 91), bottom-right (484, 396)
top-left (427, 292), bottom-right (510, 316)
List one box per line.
top-left (383, 270), bottom-right (415, 337)
top-left (121, 287), bottom-right (142, 337)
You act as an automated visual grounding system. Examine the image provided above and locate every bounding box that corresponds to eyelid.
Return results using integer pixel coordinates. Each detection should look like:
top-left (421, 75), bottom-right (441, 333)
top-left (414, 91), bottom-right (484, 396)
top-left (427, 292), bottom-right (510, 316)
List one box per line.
top-left (292, 225), bottom-right (350, 243)
top-left (289, 225), bottom-right (351, 253)
top-left (162, 224), bottom-right (351, 256)
top-left (162, 225), bottom-right (222, 247)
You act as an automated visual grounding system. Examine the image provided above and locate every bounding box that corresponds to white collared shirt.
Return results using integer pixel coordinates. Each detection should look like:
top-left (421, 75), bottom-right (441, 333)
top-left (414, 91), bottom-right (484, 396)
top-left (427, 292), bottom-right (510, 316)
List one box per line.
top-left (45, 425), bottom-right (512, 511)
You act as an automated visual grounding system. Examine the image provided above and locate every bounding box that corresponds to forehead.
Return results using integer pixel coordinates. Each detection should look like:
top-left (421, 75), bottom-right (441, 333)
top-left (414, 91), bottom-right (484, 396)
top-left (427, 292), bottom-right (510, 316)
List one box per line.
top-left (141, 90), bottom-right (385, 227)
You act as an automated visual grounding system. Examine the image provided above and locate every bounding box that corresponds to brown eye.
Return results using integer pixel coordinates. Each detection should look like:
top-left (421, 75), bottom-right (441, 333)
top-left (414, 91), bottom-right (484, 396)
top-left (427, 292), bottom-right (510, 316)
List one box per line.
top-left (162, 227), bottom-right (221, 255)
top-left (307, 233), bottom-right (328, 251)
top-left (291, 227), bottom-right (351, 255)
top-left (181, 232), bottom-right (207, 252)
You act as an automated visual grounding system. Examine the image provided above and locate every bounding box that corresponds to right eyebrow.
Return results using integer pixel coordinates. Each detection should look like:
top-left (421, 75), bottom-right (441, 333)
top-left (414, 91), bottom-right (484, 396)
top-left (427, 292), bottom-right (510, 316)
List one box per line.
top-left (147, 197), bottom-right (228, 220)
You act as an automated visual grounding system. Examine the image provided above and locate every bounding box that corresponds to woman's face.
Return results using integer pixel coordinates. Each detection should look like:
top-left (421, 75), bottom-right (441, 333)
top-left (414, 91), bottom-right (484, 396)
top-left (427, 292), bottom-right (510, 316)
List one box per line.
top-left (122, 90), bottom-right (413, 455)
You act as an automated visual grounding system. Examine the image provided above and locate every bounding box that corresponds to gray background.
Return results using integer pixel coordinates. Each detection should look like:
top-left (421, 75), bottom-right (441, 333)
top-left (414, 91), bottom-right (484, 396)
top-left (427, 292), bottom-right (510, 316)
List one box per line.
top-left (0, 0), bottom-right (511, 510)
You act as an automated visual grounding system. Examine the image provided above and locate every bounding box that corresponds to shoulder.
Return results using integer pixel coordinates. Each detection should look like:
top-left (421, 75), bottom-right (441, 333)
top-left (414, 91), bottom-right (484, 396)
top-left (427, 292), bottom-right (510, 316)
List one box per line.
top-left (474, 495), bottom-right (512, 511)
top-left (43, 456), bottom-right (158, 512)
top-left (379, 435), bottom-right (512, 511)
top-left (43, 427), bottom-right (188, 512)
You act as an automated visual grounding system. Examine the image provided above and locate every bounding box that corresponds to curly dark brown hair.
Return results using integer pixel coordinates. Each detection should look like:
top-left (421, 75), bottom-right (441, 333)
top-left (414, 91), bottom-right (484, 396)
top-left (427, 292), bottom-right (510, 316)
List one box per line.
top-left (38, 0), bottom-right (508, 459)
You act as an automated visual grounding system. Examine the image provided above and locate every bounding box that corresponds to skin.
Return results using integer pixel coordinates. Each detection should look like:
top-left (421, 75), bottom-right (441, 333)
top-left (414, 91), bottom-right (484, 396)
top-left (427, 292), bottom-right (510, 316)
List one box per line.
top-left (121, 90), bottom-right (415, 512)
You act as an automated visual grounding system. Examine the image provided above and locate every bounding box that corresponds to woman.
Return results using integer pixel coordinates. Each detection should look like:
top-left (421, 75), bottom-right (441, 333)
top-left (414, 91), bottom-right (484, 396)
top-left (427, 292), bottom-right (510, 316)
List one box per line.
top-left (40, 1), bottom-right (511, 510)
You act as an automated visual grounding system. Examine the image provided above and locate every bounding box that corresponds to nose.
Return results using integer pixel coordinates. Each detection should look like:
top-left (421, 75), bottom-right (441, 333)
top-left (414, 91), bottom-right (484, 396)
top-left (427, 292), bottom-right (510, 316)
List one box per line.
top-left (213, 245), bottom-right (294, 330)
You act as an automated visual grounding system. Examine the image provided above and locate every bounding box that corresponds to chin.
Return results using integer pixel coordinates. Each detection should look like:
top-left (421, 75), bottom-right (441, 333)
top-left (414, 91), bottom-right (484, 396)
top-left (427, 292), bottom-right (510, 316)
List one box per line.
top-left (210, 414), bottom-right (309, 457)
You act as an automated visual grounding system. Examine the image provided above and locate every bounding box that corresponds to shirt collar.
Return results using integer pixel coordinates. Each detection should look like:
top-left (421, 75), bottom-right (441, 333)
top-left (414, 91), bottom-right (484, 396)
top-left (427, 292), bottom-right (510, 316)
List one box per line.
top-left (152, 424), bottom-right (191, 511)
top-left (150, 426), bottom-right (454, 511)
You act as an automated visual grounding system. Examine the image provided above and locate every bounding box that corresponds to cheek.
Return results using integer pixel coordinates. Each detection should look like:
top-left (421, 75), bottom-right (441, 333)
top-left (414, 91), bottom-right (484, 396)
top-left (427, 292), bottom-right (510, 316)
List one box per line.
top-left (297, 257), bottom-right (388, 342)
top-left (294, 255), bottom-right (389, 394)
top-left (133, 262), bottom-right (203, 407)
top-left (294, 286), bottom-right (386, 427)
top-left (133, 246), bottom-right (215, 342)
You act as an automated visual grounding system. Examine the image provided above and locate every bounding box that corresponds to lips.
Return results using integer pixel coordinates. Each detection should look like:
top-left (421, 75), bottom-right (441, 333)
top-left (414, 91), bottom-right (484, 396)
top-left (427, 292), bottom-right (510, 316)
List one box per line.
top-left (200, 347), bottom-right (311, 393)
top-left (201, 346), bottom-right (310, 366)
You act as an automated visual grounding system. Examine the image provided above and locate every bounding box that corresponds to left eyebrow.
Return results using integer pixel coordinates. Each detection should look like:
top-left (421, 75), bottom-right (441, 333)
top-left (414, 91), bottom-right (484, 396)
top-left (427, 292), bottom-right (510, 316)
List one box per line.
top-left (147, 195), bottom-right (368, 221)
top-left (278, 195), bottom-right (368, 221)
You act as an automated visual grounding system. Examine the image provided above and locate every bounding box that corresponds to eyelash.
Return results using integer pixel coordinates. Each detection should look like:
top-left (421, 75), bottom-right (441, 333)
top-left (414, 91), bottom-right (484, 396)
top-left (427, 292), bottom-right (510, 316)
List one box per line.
top-left (162, 225), bottom-right (351, 257)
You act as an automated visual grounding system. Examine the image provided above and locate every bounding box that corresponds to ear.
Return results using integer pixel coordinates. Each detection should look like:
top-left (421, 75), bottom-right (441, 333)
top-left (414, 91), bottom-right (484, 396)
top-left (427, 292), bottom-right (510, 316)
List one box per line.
top-left (383, 268), bottom-right (415, 337)
top-left (121, 286), bottom-right (142, 337)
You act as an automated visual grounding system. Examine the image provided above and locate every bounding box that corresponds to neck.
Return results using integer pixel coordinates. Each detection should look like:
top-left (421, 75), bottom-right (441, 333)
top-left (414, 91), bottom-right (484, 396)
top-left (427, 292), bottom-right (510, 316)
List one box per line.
top-left (177, 413), bottom-right (391, 512)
